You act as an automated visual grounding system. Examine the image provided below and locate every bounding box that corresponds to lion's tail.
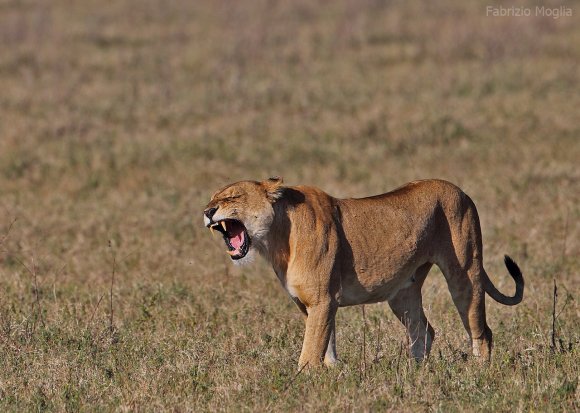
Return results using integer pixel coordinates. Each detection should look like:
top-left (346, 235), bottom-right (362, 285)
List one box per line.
top-left (483, 255), bottom-right (524, 306)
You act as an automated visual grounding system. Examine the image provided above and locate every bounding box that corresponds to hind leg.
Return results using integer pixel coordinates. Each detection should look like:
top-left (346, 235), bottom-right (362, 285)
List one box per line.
top-left (324, 318), bottom-right (338, 366)
top-left (388, 263), bottom-right (435, 360)
top-left (440, 261), bottom-right (492, 360)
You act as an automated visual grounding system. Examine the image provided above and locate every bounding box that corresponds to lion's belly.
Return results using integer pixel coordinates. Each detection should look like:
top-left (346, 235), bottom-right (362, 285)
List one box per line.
top-left (338, 266), bottom-right (416, 306)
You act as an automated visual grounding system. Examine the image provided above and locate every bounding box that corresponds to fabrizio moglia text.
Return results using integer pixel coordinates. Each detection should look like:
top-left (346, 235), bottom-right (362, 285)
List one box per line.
top-left (486, 6), bottom-right (572, 19)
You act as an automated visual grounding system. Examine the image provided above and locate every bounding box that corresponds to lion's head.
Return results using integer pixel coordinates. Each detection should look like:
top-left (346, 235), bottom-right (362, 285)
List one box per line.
top-left (203, 177), bottom-right (284, 263)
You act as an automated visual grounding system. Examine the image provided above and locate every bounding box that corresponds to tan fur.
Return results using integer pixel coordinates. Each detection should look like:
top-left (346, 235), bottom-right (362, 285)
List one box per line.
top-left (204, 178), bottom-right (524, 368)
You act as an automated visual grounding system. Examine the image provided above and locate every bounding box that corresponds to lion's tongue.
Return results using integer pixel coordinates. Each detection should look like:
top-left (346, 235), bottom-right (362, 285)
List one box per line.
top-left (228, 223), bottom-right (245, 251)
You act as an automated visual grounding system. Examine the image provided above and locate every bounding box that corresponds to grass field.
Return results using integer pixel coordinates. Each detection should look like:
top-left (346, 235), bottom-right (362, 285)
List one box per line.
top-left (0, 0), bottom-right (578, 411)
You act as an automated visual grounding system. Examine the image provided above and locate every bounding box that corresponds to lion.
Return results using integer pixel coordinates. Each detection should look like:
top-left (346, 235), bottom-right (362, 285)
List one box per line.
top-left (203, 177), bottom-right (524, 368)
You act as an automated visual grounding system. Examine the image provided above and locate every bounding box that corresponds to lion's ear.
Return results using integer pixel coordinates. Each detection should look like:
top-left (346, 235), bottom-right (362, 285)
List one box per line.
top-left (262, 176), bottom-right (284, 202)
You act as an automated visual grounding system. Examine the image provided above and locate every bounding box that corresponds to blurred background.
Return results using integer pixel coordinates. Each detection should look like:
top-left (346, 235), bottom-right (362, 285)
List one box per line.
top-left (0, 0), bottom-right (578, 410)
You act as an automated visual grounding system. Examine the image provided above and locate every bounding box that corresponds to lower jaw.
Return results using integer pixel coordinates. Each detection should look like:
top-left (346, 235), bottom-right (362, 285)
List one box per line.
top-left (227, 245), bottom-right (248, 260)
top-left (230, 250), bottom-right (253, 264)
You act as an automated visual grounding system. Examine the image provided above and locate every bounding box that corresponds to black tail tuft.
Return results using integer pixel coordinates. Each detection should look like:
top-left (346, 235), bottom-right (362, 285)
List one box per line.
top-left (504, 255), bottom-right (522, 280)
top-left (504, 255), bottom-right (524, 303)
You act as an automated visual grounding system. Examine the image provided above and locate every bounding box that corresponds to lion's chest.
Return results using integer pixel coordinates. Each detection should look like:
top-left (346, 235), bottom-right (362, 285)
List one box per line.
top-left (282, 280), bottom-right (300, 300)
top-left (275, 269), bottom-right (311, 309)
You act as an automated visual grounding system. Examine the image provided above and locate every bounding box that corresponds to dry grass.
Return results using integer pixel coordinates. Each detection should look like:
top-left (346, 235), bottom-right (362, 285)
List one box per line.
top-left (0, 0), bottom-right (578, 411)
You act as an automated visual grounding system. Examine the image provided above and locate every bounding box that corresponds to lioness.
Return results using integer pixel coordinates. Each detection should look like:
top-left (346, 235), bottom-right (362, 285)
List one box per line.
top-left (203, 178), bottom-right (524, 368)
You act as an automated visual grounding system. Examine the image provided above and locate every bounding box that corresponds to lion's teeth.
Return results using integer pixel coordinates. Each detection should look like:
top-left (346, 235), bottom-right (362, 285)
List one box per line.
top-left (227, 250), bottom-right (236, 256)
top-left (209, 226), bottom-right (216, 237)
top-left (220, 221), bottom-right (227, 232)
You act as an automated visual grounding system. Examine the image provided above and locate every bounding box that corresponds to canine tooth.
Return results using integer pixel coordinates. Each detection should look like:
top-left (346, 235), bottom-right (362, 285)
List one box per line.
top-left (227, 250), bottom-right (236, 256)
top-left (209, 226), bottom-right (216, 237)
top-left (220, 221), bottom-right (227, 231)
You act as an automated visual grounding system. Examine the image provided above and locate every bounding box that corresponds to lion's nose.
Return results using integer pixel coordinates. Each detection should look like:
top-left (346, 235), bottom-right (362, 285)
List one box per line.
top-left (204, 207), bottom-right (218, 220)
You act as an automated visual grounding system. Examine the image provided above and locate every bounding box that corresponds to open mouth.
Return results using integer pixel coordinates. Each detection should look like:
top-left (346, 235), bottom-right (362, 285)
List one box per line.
top-left (207, 219), bottom-right (250, 260)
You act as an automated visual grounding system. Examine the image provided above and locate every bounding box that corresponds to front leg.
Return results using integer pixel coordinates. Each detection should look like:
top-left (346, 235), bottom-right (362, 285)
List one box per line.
top-left (297, 302), bottom-right (338, 367)
top-left (298, 300), bottom-right (337, 369)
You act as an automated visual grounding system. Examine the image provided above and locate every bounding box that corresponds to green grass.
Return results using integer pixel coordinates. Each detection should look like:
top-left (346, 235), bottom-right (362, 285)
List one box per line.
top-left (0, 0), bottom-right (578, 411)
